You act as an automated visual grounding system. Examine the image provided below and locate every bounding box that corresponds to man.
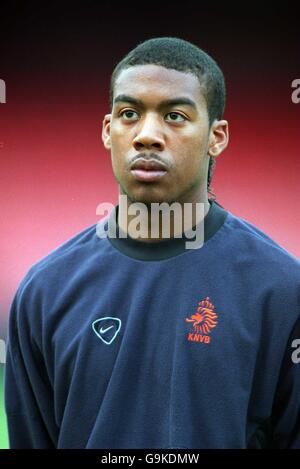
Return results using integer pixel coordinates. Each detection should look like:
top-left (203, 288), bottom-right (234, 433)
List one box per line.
top-left (5, 37), bottom-right (300, 448)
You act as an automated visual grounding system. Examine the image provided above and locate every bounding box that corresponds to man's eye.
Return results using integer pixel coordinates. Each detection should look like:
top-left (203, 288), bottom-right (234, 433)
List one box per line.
top-left (120, 110), bottom-right (139, 120)
top-left (165, 112), bottom-right (186, 122)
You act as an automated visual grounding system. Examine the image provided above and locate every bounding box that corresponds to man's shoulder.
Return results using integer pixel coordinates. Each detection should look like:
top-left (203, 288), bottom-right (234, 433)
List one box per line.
top-left (224, 208), bottom-right (300, 273)
top-left (17, 222), bottom-right (100, 295)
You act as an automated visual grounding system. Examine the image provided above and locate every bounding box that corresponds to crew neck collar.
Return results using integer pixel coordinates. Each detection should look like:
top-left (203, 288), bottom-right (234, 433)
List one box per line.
top-left (104, 199), bottom-right (228, 261)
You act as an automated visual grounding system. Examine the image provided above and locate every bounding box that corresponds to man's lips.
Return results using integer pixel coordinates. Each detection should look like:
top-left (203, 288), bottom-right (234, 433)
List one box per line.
top-left (130, 159), bottom-right (168, 182)
top-left (130, 159), bottom-right (168, 171)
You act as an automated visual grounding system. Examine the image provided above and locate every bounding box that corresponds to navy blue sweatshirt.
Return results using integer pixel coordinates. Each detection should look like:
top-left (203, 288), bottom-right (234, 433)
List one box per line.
top-left (5, 200), bottom-right (300, 448)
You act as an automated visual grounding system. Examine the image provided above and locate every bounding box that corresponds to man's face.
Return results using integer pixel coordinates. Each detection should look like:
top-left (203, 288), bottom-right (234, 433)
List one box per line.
top-left (102, 64), bottom-right (227, 205)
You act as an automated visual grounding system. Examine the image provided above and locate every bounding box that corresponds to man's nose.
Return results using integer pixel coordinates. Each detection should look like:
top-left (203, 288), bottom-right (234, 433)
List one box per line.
top-left (132, 115), bottom-right (165, 151)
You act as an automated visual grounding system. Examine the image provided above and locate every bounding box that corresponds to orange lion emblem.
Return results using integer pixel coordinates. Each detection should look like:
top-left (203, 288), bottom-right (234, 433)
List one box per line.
top-left (185, 296), bottom-right (218, 334)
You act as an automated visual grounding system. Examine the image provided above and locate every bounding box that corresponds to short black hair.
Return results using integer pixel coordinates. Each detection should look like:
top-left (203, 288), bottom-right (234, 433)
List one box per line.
top-left (109, 37), bottom-right (226, 200)
top-left (110, 37), bottom-right (226, 125)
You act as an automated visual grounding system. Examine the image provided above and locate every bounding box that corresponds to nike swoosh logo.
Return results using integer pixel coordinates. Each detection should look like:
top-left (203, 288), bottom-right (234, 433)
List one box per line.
top-left (92, 317), bottom-right (122, 345)
top-left (99, 325), bottom-right (114, 334)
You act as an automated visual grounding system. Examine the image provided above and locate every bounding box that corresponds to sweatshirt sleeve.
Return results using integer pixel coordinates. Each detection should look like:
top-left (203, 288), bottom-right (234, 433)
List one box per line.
top-left (270, 315), bottom-right (300, 448)
top-left (4, 279), bottom-right (59, 448)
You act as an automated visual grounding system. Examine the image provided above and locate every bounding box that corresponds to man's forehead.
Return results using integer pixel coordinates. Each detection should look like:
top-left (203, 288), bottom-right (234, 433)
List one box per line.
top-left (114, 64), bottom-right (203, 103)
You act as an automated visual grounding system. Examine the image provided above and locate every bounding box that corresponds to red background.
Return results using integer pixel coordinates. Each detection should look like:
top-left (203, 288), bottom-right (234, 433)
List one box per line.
top-left (1, 2), bottom-right (299, 333)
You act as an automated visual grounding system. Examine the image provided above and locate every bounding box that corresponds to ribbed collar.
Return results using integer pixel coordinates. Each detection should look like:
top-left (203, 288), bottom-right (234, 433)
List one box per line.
top-left (105, 199), bottom-right (228, 261)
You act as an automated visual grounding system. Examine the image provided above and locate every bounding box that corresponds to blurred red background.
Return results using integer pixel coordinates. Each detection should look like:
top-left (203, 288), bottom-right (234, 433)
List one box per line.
top-left (1, 2), bottom-right (299, 334)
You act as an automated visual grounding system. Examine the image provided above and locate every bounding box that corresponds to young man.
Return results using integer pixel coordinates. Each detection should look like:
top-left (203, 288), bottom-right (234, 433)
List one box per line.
top-left (5, 37), bottom-right (300, 449)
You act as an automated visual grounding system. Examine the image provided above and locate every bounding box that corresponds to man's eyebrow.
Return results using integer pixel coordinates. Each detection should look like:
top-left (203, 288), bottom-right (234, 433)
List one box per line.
top-left (159, 97), bottom-right (197, 110)
top-left (113, 95), bottom-right (144, 106)
top-left (113, 94), bottom-right (197, 110)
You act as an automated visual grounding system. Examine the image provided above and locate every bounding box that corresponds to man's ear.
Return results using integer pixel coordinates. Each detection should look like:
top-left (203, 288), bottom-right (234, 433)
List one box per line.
top-left (208, 119), bottom-right (229, 157)
top-left (102, 114), bottom-right (112, 150)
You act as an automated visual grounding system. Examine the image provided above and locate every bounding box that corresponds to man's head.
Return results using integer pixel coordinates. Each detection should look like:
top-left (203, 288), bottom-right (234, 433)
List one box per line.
top-left (102, 37), bottom-right (229, 205)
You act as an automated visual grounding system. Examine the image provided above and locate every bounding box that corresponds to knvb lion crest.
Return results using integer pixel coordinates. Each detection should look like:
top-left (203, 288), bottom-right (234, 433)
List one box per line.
top-left (185, 296), bottom-right (218, 344)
